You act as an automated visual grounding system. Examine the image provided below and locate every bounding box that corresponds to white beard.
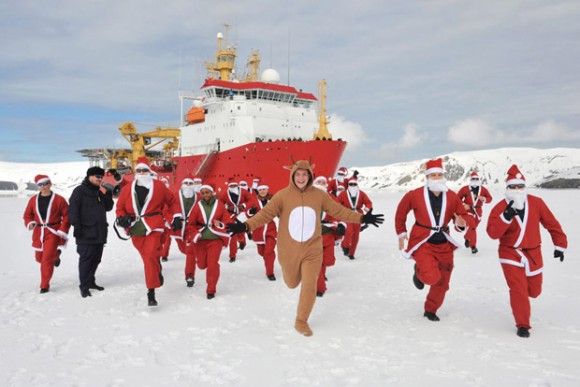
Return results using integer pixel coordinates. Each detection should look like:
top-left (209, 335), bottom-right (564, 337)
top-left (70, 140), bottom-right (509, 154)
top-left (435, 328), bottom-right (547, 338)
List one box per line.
top-left (136, 174), bottom-right (153, 189)
top-left (314, 185), bottom-right (326, 191)
top-left (337, 176), bottom-right (345, 183)
top-left (347, 186), bottom-right (359, 196)
top-left (470, 181), bottom-right (481, 188)
top-left (181, 186), bottom-right (195, 198)
top-left (193, 184), bottom-right (201, 193)
top-left (505, 189), bottom-right (527, 210)
top-left (427, 178), bottom-right (448, 193)
top-left (228, 187), bottom-right (239, 195)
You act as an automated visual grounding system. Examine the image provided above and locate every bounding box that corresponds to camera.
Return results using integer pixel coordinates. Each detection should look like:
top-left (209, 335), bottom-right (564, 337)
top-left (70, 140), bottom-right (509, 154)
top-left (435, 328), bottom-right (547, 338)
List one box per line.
top-left (102, 182), bottom-right (121, 196)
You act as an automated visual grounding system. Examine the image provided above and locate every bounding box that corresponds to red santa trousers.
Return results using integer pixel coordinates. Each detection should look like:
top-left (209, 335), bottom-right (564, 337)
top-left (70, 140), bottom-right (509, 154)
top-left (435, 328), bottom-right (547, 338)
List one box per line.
top-left (196, 239), bottom-right (223, 294)
top-left (176, 239), bottom-right (197, 280)
top-left (228, 232), bottom-right (246, 259)
top-left (131, 233), bottom-right (163, 289)
top-left (35, 232), bottom-right (61, 289)
top-left (413, 242), bottom-right (455, 314)
top-left (500, 263), bottom-right (542, 329)
top-left (317, 234), bottom-right (337, 294)
top-left (160, 228), bottom-right (171, 258)
top-left (257, 236), bottom-right (277, 277)
top-left (464, 216), bottom-right (482, 248)
top-left (341, 223), bottom-right (362, 256)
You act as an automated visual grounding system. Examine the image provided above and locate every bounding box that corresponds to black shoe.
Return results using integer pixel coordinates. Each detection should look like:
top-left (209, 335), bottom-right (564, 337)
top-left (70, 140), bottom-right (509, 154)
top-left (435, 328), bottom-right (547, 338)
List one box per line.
top-left (413, 264), bottom-right (425, 290)
top-left (348, 255), bottom-right (355, 260)
top-left (161, 257), bottom-right (168, 262)
top-left (342, 247), bottom-right (349, 256)
top-left (316, 291), bottom-right (324, 297)
top-left (471, 247), bottom-right (478, 254)
top-left (54, 249), bottom-right (62, 267)
top-left (186, 276), bottom-right (195, 287)
top-left (424, 311), bottom-right (440, 321)
top-left (229, 257), bottom-right (236, 263)
top-left (324, 275), bottom-right (328, 281)
top-left (159, 272), bottom-right (164, 287)
top-left (40, 288), bottom-right (49, 294)
top-left (239, 243), bottom-right (246, 251)
top-left (464, 239), bottom-right (470, 248)
top-left (147, 289), bottom-right (158, 306)
top-left (267, 274), bottom-right (276, 281)
top-left (80, 288), bottom-right (92, 298)
top-left (517, 327), bottom-right (530, 338)
top-left (207, 293), bottom-right (215, 300)
top-left (89, 284), bottom-right (105, 291)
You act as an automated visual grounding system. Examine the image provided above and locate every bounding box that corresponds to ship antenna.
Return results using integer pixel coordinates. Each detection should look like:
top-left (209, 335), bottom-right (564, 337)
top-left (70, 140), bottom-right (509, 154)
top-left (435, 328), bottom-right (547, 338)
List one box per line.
top-left (287, 26), bottom-right (291, 86)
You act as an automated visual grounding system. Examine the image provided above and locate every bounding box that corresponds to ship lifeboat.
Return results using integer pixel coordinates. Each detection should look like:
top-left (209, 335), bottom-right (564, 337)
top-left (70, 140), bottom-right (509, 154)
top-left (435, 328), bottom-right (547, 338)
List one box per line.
top-left (186, 107), bottom-right (205, 124)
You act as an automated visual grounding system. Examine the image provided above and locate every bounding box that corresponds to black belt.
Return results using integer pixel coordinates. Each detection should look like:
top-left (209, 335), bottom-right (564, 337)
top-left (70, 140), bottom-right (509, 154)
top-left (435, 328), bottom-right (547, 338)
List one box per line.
top-left (140, 212), bottom-right (161, 218)
top-left (415, 222), bottom-right (449, 233)
top-left (40, 222), bottom-right (58, 227)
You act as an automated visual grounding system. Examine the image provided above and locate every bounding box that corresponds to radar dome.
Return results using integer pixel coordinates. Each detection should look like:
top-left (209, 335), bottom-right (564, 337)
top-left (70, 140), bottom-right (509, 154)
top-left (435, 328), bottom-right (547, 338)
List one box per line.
top-left (217, 32), bottom-right (223, 39)
top-left (261, 68), bottom-right (280, 84)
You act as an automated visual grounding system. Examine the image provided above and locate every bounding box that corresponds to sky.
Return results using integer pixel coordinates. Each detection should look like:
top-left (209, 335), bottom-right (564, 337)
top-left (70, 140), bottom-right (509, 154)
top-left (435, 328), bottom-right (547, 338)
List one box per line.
top-left (2, 172), bottom-right (579, 385)
top-left (1, 0), bottom-right (580, 167)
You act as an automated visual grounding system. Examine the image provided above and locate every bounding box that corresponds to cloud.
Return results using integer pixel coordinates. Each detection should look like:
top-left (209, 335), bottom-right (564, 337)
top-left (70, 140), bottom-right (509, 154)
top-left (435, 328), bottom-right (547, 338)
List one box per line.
top-left (525, 120), bottom-right (580, 143)
top-left (327, 114), bottom-right (368, 149)
top-left (447, 119), bottom-right (501, 146)
top-left (378, 123), bottom-right (428, 159)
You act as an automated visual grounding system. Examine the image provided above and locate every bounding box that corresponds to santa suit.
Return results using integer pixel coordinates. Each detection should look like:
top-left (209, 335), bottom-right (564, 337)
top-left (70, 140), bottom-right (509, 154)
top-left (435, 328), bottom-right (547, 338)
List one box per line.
top-left (338, 187), bottom-right (372, 257)
top-left (317, 198), bottom-right (342, 295)
top-left (246, 193), bottom-right (278, 278)
top-left (116, 179), bottom-right (180, 289)
top-left (185, 197), bottom-right (231, 295)
top-left (170, 191), bottom-right (200, 280)
top-left (486, 195), bottom-right (567, 329)
top-left (23, 192), bottom-right (71, 289)
top-left (395, 186), bottom-right (471, 314)
top-left (327, 176), bottom-right (347, 197)
top-left (457, 184), bottom-right (493, 248)
top-left (219, 187), bottom-right (252, 259)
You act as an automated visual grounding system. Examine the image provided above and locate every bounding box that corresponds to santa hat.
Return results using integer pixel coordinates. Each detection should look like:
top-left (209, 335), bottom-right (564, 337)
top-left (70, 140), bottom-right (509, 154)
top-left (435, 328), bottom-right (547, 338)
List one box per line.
top-left (227, 177), bottom-right (238, 187)
top-left (506, 164), bottom-right (526, 186)
top-left (182, 178), bottom-right (195, 185)
top-left (35, 174), bottom-right (50, 184)
top-left (239, 180), bottom-right (248, 186)
top-left (135, 157), bottom-right (150, 171)
top-left (313, 176), bottom-right (327, 185)
top-left (256, 182), bottom-right (269, 190)
top-left (337, 185), bottom-right (345, 192)
top-left (425, 158), bottom-right (444, 175)
top-left (337, 167), bottom-right (348, 176)
top-left (193, 176), bottom-right (203, 184)
top-left (200, 184), bottom-right (214, 192)
top-left (470, 171), bottom-right (479, 179)
top-left (347, 177), bottom-right (358, 186)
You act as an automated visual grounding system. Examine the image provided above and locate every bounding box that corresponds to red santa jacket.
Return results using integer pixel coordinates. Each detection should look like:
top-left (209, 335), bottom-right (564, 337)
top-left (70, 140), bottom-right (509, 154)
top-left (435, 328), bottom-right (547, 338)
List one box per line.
top-left (327, 178), bottom-right (348, 196)
top-left (185, 198), bottom-right (231, 246)
top-left (169, 191), bottom-right (200, 240)
top-left (244, 193), bottom-right (277, 244)
top-left (219, 188), bottom-right (253, 215)
top-left (116, 179), bottom-right (180, 234)
top-left (23, 193), bottom-right (71, 251)
top-left (486, 195), bottom-right (567, 276)
top-left (457, 185), bottom-right (493, 220)
top-left (337, 189), bottom-right (372, 215)
top-left (395, 186), bottom-right (472, 259)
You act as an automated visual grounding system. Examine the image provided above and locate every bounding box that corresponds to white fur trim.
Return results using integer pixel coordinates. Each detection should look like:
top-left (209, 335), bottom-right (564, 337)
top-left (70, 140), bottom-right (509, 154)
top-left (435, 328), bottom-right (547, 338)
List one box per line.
top-left (506, 178), bottom-right (526, 186)
top-left (257, 185), bottom-right (269, 190)
top-left (200, 184), bottom-right (214, 192)
top-left (135, 163), bottom-right (150, 171)
top-left (425, 167), bottom-right (444, 175)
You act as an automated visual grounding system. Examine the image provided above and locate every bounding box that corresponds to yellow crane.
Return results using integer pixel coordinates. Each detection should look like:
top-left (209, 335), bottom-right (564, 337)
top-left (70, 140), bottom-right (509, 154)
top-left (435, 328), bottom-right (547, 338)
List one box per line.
top-left (117, 122), bottom-right (181, 169)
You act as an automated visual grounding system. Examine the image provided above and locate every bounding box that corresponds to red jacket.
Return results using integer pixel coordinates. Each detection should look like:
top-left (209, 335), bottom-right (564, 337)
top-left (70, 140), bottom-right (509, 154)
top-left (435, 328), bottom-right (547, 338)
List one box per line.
top-left (395, 186), bottom-right (472, 258)
top-left (219, 188), bottom-right (253, 215)
top-left (185, 198), bottom-right (232, 246)
top-left (23, 193), bottom-right (71, 251)
top-left (327, 178), bottom-right (348, 196)
top-left (337, 189), bottom-right (372, 215)
top-left (245, 194), bottom-right (277, 244)
top-left (169, 191), bottom-right (200, 240)
top-left (116, 180), bottom-right (180, 234)
top-left (457, 185), bottom-right (493, 220)
top-left (486, 195), bottom-right (567, 275)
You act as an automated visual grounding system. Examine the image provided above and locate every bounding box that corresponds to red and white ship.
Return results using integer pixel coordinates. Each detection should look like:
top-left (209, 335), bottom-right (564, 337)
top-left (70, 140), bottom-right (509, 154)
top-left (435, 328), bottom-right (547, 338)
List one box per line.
top-left (92, 25), bottom-right (346, 194)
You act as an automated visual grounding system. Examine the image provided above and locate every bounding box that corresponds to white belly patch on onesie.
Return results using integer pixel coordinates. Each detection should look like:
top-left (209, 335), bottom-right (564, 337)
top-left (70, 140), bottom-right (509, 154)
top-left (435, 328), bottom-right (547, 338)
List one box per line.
top-left (288, 206), bottom-right (316, 242)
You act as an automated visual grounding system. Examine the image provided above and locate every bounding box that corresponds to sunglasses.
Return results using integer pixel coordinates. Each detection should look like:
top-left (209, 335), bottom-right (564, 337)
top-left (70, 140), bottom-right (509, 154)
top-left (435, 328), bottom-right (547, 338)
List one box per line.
top-left (507, 184), bottom-right (526, 189)
top-left (93, 175), bottom-right (103, 179)
top-left (228, 184), bottom-right (238, 188)
top-left (240, 184), bottom-right (248, 187)
top-left (37, 182), bottom-right (51, 187)
top-left (470, 178), bottom-right (480, 181)
top-left (135, 168), bottom-right (150, 173)
top-left (348, 183), bottom-right (358, 186)
top-left (183, 182), bottom-right (194, 186)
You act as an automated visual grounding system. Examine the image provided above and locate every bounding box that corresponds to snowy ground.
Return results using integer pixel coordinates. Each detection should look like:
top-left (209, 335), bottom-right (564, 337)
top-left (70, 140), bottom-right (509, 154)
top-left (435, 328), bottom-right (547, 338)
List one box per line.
top-left (1, 189), bottom-right (579, 386)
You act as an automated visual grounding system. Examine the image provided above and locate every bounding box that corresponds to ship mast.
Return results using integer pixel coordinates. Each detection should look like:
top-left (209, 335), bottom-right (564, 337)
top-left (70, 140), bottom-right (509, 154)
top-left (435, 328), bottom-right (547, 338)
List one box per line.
top-left (206, 23), bottom-right (237, 81)
top-left (314, 79), bottom-right (332, 140)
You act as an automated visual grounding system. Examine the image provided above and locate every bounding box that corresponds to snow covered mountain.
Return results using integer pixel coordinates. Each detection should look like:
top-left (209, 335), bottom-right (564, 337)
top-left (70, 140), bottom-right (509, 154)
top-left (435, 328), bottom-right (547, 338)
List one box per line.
top-left (354, 147), bottom-right (580, 191)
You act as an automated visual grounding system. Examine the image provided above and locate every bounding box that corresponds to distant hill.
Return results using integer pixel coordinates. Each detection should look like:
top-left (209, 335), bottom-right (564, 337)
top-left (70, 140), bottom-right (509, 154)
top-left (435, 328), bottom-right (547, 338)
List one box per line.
top-left (353, 147), bottom-right (580, 191)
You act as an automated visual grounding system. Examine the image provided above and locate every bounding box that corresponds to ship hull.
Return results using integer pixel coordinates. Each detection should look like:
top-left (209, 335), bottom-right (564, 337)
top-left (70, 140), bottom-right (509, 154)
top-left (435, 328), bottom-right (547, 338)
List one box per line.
top-left (107, 139), bottom-right (347, 195)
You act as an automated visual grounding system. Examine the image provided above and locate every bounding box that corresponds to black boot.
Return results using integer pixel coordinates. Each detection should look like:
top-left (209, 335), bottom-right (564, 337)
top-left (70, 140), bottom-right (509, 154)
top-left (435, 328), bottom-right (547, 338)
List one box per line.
top-left (147, 289), bottom-right (158, 306)
top-left (413, 264), bottom-right (425, 290)
top-left (423, 311), bottom-right (440, 321)
top-left (348, 255), bottom-right (355, 260)
top-left (517, 327), bottom-right (530, 338)
top-left (229, 257), bottom-right (236, 263)
top-left (186, 276), bottom-right (195, 287)
top-left (471, 247), bottom-right (478, 254)
top-left (80, 288), bottom-right (92, 298)
top-left (267, 274), bottom-right (276, 281)
top-left (342, 247), bottom-right (349, 256)
top-left (161, 257), bottom-right (168, 262)
top-left (40, 288), bottom-right (49, 294)
top-left (238, 242), bottom-right (246, 251)
top-left (207, 293), bottom-right (215, 300)
top-left (464, 239), bottom-right (470, 248)
top-left (54, 249), bottom-right (62, 267)
top-left (316, 291), bottom-right (324, 297)
top-left (89, 284), bottom-right (105, 291)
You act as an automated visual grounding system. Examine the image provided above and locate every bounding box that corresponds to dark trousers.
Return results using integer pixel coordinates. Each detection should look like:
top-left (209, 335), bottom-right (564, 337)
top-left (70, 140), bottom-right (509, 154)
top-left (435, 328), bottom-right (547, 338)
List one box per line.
top-left (77, 244), bottom-right (104, 290)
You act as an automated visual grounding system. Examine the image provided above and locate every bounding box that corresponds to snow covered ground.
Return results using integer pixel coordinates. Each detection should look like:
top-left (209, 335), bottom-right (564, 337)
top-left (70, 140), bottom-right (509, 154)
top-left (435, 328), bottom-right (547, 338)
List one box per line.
top-left (1, 186), bottom-right (579, 386)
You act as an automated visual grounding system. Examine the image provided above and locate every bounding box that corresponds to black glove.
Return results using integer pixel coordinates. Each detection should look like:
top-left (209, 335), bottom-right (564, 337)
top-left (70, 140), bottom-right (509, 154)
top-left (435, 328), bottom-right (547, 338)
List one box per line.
top-left (172, 217), bottom-right (183, 232)
top-left (247, 231), bottom-right (253, 240)
top-left (335, 223), bottom-right (346, 236)
top-left (248, 206), bottom-right (258, 216)
top-left (554, 250), bottom-right (564, 262)
top-left (226, 219), bottom-right (248, 235)
top-left (116, 215), bottom-right (132, 228)
top-left (352, 170), bottom-right (359, 179)
top-left (360, 224), bottom-right (369, 232)
top-left (361, 209), bottom-right (384, 227)
top-left (108, 168), bottom-right (122, 181)
top-left (503, 200), bottom-right (516, 221)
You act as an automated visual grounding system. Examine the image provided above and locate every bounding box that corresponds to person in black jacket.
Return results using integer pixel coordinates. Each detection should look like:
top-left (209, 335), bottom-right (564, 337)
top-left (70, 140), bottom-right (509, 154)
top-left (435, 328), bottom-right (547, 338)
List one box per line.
top-left (68, 166), bottom-right (114, 298)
